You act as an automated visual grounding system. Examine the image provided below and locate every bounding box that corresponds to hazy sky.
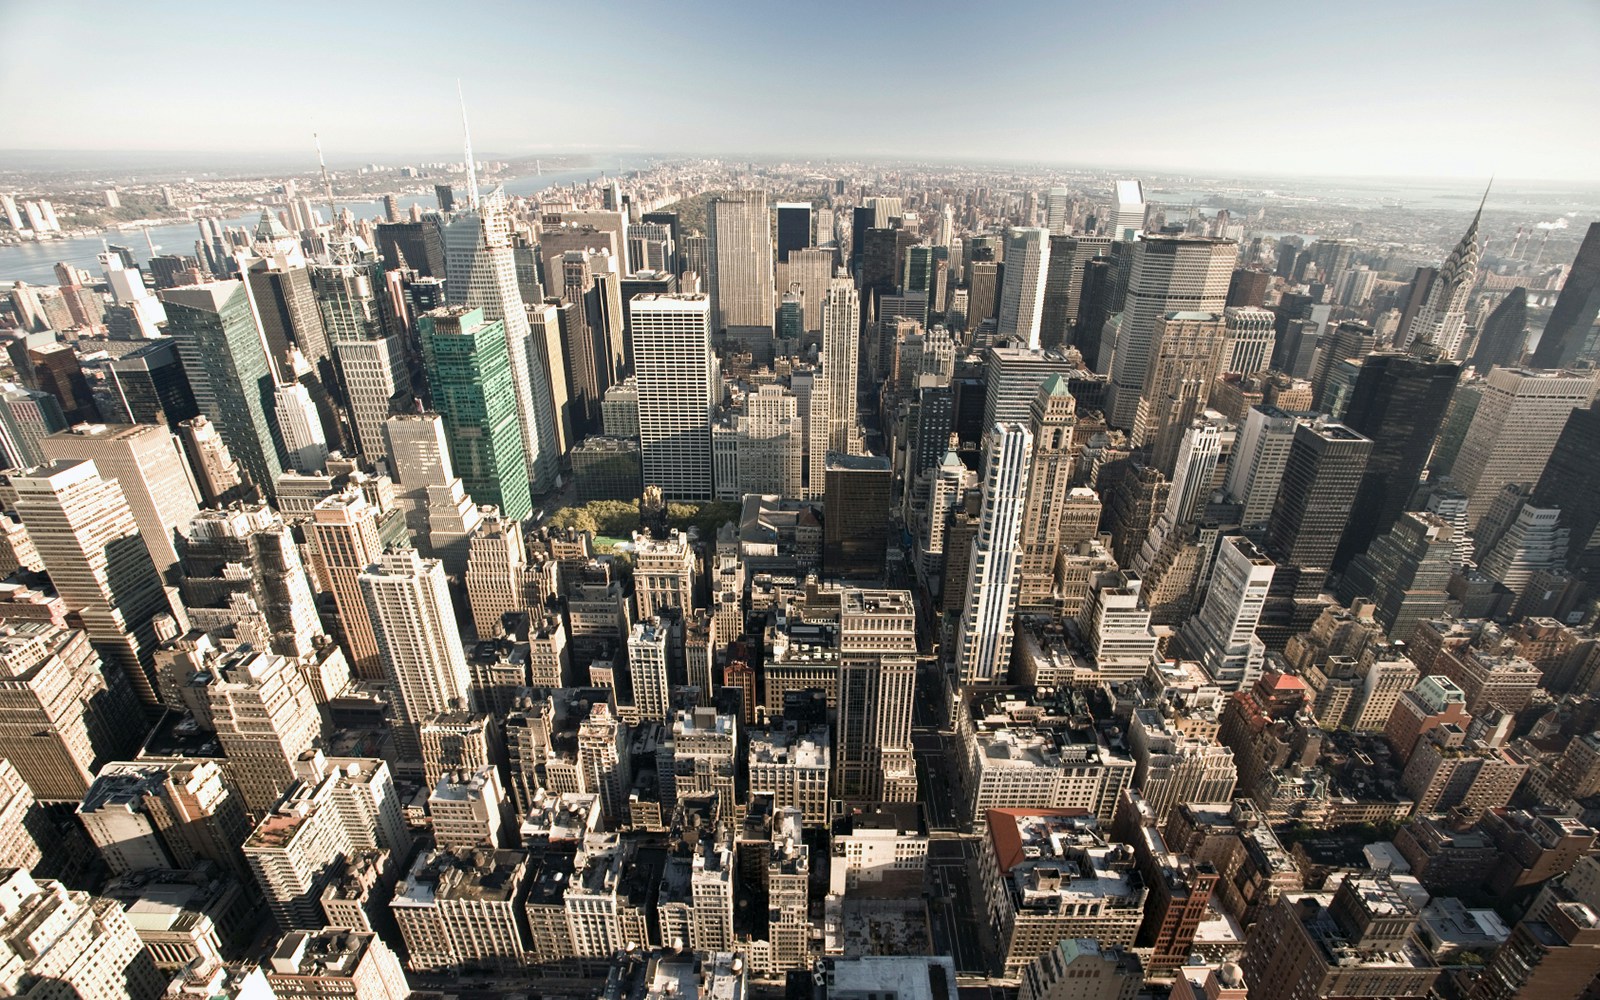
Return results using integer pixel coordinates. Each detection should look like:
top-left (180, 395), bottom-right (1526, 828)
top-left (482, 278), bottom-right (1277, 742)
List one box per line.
top-left (4, 0), bottom-right (1599, 180)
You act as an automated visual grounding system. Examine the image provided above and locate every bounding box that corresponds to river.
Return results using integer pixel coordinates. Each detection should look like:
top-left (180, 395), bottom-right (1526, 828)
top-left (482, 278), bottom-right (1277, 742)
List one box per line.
top-left (0, 162), bottom-right (641, 286)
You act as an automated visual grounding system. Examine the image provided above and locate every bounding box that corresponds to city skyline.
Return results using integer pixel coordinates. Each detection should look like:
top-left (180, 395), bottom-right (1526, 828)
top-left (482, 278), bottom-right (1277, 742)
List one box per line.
top-left (2, 0), bottom-right (1598, 181)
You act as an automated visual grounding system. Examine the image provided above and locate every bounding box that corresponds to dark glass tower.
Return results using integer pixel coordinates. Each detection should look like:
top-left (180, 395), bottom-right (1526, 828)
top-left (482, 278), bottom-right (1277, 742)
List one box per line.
top-left (1531, 222), bottom-right (1600, 368)
top-left (107, 339), bottom-right (198, 430)
top-left (1334, 349), bottom-right (1461, 570)
top-left (823, 453), bottom-right (892, 579)
top-left (1264, 420), bottom-right (1372, 598)
top-left (1532, 400), bottom-right (1600, 574)
top-left (1469, 287), bottom-right (1529, 371)
top-left (775, 203), bottom-right (812, 263)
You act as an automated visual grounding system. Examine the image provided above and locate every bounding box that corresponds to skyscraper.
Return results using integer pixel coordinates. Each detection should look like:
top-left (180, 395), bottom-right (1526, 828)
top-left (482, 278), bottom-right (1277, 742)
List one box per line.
top-left (41, 422), bottom-right (201, 587)
top-left (630, 293), bottom-right (715, 500)
top-left (1398, 191), bottom-right (1484, 359)
top-left (955, 423), bottom-right (1032, 685)
top-left (442, 190), bottom-right (560, 492)
top-left (1531, 400), bottom-right (1600, 572)
top-left (1337, 511), bottom-right (1456, 643)
top-left (1449, 367), bottom-right (1598, 523)
top-left (0, 383), bottom-right (67, 469)
top-left (996, 227), bottom-right (1050, 349)
top-left (1180, 536), bottom-right (1274, 690)
top-left (1263, 420), bottom-right (1372, 599)
top-left (27, 342), bottom-right (99, 426)
top-left (1470, 288), bottom-right (1530, 371)
top-left (312, 252), bottom-right (412, 465)
top-left (360, 549), bottom-right (473, 771)
top-left (824, 453), bottom-right (892, 580)
top-left (1107, 237), bottom-right (1237, 431)
top-left (1017, 376), bottom-right (1078, 611)
top-left (306, 489), bottom-right (385, 679)
top-left (835, 588), bottom-right (918, 802)
top-left (820, 278), bottom-right (861, 458)
top-left (1530, 221), bottom-right (1600, 369)
top-left (1334, 349), bottom-right (1461, 569)
top-left (192, 647), bottom-right (323, 818)
top-left (0, 869), bottom-right (164, 1000)
top-left (707, 190), bottom-right (775, 332)
top-left (1221, 306), bottom-right (1276, 375)
top-left (1106, 180), bottom-right (1147, 241)
top-left (12, 460), bottom-right (177, 708)
top-left (775, 202), bottom-right (812, 263)
top-left (105, 339), bottom-right (198, 430)
top-left (416, 306), bottom-right (532, 522)
top-left (1137, 310), bottom-right (1228, 467)
top-left (158, 282), bottom-right (285, 497)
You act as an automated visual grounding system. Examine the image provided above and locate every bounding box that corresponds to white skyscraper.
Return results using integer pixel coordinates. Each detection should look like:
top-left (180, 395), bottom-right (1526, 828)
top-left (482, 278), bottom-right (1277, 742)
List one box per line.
top-left (627, 618), bottom-right (672, 725)
top-left (274, 383), bottom-right (329, 473)
top-left (996, 227), bottom-right (1050, 349)
top-left (631, 293), bottom-right (716, 500)
top-left (0, 869), bottom-right (164, 1000)
top-left (737, 383), bottom-right (804, 498)
top-left (1180, 536), bottom-right (1275, 691)
top-left (1107, 179), bottom-right (1147, 241)
top-left (955, 423), bottom-right (1032, 685)
top-left (820, 279), bottom-right (860, 458)
top-left (1046, 189), bottom-right (1071, 236)
top-left (1225, 405), bottom-right (1306, 530)
top-left (1222, 306), bottom-right (1277, 375)
top-left (1399, 192), bottom-right (1485, 359)
top-left (11, 459), bottom-right (176, 708)
top-left (1449, 367), bottom-right (1599, 522)
top-left (1106, 236), bottom-right (1237, 430)
top-left (359, 549), bottom-right (473, 771)
top-left (707, 191), bottom-right (774, 332)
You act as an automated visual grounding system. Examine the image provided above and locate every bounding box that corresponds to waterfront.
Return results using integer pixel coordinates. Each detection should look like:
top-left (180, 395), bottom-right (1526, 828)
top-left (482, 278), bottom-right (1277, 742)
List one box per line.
top-left (0, 163), bottom-right (635, 286)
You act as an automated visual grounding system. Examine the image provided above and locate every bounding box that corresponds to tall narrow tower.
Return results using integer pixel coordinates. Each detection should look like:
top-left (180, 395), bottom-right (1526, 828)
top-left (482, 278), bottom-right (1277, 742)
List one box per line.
top-left (359, 549), bottom-right (472, 772)
top-left (1017, 376), bottom-right (1078, 611)
top-left (954, 423), bottom-right (1032, 685)
top-left (630, 293), bottom-right (715, 500)
top-left (996, 227), bottom-right (1050, 349)
top-left (835, 588), bottom-right (918, 802)
top-left (820, 278), bottom-right (861, 458)
top-left (1399, 186), bottom-right (1487, 359)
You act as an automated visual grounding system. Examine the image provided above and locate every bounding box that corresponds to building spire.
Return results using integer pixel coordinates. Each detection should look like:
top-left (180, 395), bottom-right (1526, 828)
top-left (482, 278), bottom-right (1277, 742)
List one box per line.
top-left (458, 79), bottom-right (480, 212)
top-left (314, 133), bottom-right (352, 265)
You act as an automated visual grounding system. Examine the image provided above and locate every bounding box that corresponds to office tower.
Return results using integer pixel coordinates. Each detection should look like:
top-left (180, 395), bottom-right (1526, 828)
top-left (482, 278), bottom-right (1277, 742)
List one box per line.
top-left (1332, 349), bottom-right (1461, 569)
top-left (0, 383), bottom-right (67, 469)
top-left (1399, 195), bottom-right (1483, 358)
top-left (76, 759), bottom-right (250, 879)
top-left (12, 460), bottom-right (176, 708)
top-left (1531, 221), bottom-right (1600, 368)
top-left (775, 202), bottom-right (812, 263)
top-left (1107, 180), bottom-right (1147, 241)
top-left (193, 648), bottom-right (323, 817)
top-left (824, 453), bottom-right (892, 580)
top-left (981, 346), bottom-right (1078, 430)
top-left (632, 529), bottom-right (695, 620)
top-left (1226, 268), bottom-right (1271, 308)
top-left (464, 513), bottom-right (526, 638)
top-left (273, 383), bottom-right (329, 473)
top-left (818, 279), bottom-right (862, 461)
top-left (631, 293), bottom-right (715, 500)
top-left (27, 342), bottom-right (99, 426)
top-left (41, 422), bottom-right (201, 586)
top-left (0, 621), bottom-right (137, 802)
top-left (183, 505), bottom-right (323, 659)
top-left (1309, 321), bottom-right (1377, 409)
top-left (443, 192), bottom-right (559, 493)
top-left (1337, 512), bottom-right (1455, 643)
top-left (264, 928), bottom-right (411, 1000)
top-left (1107, 237), bottom-right (1237, 430)
top-left (968, 259), bottom-right (1001, 330)
top-left (1221, 306), bottom-right (1275, 375)
top-left (1044, 187), bottom-right (1071, 235)
top-left (106, 340), bottom-right (198, 430)
top-left (1450, 367), bottom-right (1598, 523)
top-left (375, 219), bottom-right (446, 277)
top-left (307, 489), bottom-right (385, 678)
top-left (1263, 420), bottom-right (1372, 598)
top-left (1017, 376), bottom-right (1078, 610)
top-left (735, 383), bottom-right (805, 498)
top-left (359, 550), bottom-right (472, 771)
top-left (996, 227), bottom-right (1050, 349)
top-left (955, 423), bottom-right (1032, 685)
top-left (1471, 288), bottom-right (1530, 371)
top-left (244, 776), bottom-right (356, 932)
top-left (160, 282), bottom-right (285, 497)
top-left (242, 257), bottom-right (332, 374)
top-left (834, 588), bottom-right (918, 802)
top-left (624, 617), bottom-right (671, 724)
top-left (416, 306), bottom-right (532, 521)
top-left (0, 869), bottom-right (164, 1000)
top-left (1039, 235), bottom-right (1079, 349)
top-left (707, 190), bottom-right (774, 332)
top-left (1181, 536), bottom-right (1274, 690)
top-left (1138, 311), bottom-right (1227, 466)
top-left (783, 247), bottom-right (832, 334)
top-left (311, 253), bottom-right (411, 464)
top-left (1478, 503), bottom-right (1568, 609)
top-left (383, 411), bottom-right (481, 564)
top-left (1532, 401), bottom-right (1600, 571)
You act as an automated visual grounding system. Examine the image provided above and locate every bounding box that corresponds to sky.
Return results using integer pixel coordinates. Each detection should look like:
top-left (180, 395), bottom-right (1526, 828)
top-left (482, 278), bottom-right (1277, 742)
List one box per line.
top-left (3, 0), bottom-right (1599, 181)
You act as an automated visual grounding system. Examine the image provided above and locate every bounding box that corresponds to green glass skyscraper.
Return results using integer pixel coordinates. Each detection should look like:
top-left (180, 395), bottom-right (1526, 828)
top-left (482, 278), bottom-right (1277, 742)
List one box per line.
top-left (417, 305), bottom-right (532, 522)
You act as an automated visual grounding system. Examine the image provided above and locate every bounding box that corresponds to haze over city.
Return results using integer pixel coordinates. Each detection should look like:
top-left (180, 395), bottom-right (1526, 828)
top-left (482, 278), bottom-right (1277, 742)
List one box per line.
top-left (1, 3), bottom-right (1600, 1000)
